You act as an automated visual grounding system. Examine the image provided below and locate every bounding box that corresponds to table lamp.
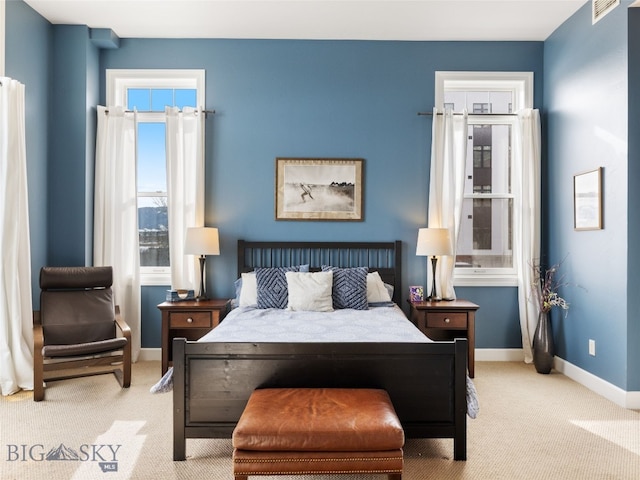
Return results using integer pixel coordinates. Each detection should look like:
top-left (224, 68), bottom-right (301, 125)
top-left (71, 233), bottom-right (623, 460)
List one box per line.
top-left (416, 228), bottom-right (453, 301)
top-left (184, 227), bottom-right (220, 301)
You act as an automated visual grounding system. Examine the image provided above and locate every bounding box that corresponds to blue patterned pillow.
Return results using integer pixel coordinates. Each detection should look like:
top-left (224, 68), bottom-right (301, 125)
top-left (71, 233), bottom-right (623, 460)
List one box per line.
top-left (256, 267), bottom-right (299, 309)
top-left (321, 266), bottom-right (369, 310)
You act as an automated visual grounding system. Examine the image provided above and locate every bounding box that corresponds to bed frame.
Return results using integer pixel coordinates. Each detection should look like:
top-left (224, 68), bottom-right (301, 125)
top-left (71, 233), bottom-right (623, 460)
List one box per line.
top-left (172, 240), bottom-right (468, 461)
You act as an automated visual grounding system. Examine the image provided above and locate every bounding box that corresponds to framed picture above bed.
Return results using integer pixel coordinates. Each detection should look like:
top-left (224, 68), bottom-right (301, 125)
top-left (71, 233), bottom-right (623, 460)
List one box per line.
top-left (275, 157), bottom-right (364, 221)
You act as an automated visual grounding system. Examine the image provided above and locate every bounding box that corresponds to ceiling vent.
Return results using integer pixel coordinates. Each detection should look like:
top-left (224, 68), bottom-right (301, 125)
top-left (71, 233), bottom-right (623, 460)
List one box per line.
top-left (593, 0), bottom-right (620, 24)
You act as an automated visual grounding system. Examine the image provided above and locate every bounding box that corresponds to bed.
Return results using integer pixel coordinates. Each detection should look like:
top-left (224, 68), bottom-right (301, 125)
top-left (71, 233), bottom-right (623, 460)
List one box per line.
top-left (172, 240), bottom-right (470, 461)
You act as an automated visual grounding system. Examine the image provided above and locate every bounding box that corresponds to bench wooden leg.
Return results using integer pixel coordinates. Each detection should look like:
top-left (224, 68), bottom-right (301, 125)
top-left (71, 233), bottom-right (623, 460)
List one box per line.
top-left (388, 474), bottom-right (402, 480)
top-left (234, 476), bottom-right (248, 480)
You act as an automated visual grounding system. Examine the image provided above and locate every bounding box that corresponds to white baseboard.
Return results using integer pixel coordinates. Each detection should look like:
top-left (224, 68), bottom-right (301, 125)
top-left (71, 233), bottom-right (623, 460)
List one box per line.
top-left (476, 349), bottom-right (639, 409)
top-left (554, 357), bottom-right (640, 410)
top-left (139, 348), bottom-right (161, 362)
top-left (475, 348), bottom-right (525, 362)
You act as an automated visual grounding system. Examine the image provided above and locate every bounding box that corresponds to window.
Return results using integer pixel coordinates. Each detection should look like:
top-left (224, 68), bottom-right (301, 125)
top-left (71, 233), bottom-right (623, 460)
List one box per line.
top-left (106, 70), bottom-right (205, 285)
top-left (435, 72), bottom-right (533, 286)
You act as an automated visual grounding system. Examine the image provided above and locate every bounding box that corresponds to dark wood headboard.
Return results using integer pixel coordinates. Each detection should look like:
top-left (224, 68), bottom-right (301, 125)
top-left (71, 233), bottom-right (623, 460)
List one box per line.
top-left (237, 240), bottom-right (402, 305)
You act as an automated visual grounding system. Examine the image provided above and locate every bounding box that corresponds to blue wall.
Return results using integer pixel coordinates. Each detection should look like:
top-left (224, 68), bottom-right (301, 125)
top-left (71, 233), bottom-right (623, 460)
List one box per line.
top-left (544, 1), bottom-right (638, 390)
top-left (3, 1), bottom-right (565, 358)
top-left (627, 7), bottom-right (640, 392)
top-left (49, 25), bottom-right (100, 266)
top-left (98, 38), bottom-right (542, 347)
top-left (8, 1), bottom-right (639, 393)
top-left (5, 0), bottom-right (51, 308)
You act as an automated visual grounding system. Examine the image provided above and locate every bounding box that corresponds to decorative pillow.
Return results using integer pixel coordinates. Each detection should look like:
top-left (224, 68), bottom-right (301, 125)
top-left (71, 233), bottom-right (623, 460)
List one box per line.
top-left (285, 271), bottom-right (334, 312)
top-left (235, 265), bottom-right (309, 307)
top-left (321, 266), bottom-right (368, 310)
top-left (238, 272), bottom-right (258, 307)
top-left (366, 271), bottom-right (392, 304)
top-left (256, 266), bottom-right (299, 309)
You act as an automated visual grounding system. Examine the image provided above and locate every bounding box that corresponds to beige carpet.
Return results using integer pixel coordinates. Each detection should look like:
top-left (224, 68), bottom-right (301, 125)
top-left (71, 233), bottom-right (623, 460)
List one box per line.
top-left (1, 361), bottom-right (639, 480)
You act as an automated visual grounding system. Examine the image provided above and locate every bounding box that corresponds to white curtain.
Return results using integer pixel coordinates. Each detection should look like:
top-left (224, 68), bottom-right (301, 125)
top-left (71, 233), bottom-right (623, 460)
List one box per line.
top-left (166, 106), bottom-right (205, 290)
top-left (514, 109), bottom-right (541, 363)
top-left (94, 106), bottom-right (141, 361)
top-left (428, 108), bottom-right (468, 300)
top-left (0, 78), bottom-right (34, 395)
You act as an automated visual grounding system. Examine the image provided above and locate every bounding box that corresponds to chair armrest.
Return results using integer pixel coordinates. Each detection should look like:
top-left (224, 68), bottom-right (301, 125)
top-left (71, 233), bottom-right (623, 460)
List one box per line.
top-left (114, 305), bottom-right (132, 341)
top-left (33, 311), bottom-right (44, 352)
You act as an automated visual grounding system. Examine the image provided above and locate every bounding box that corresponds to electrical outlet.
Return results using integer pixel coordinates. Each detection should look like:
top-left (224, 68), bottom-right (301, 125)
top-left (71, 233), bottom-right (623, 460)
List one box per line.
top-left (589, 339), bottom-right (596, 356)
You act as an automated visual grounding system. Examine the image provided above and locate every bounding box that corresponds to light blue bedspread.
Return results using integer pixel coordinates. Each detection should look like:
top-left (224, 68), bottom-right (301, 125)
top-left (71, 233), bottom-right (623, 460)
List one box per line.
top-left (199, 304), bottom-right (431, 343)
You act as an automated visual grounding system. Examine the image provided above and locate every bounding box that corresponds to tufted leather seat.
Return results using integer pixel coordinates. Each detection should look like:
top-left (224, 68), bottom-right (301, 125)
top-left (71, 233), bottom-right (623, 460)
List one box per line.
top-left (232, 388), bottom-right (404, 480)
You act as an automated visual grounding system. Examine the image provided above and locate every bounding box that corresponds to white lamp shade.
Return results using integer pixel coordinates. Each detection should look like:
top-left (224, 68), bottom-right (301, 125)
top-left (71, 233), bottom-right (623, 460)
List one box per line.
top-left (416, 228), bottom-right (453, 256)
top-left (184, 227), bottom-right (220, 255)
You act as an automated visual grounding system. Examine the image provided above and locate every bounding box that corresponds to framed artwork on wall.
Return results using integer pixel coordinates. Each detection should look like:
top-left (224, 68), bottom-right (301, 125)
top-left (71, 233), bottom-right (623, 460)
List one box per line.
top-left (275, 158), bottom-right (364, 221)
top-left (573, 167), bottom-right (603, 231)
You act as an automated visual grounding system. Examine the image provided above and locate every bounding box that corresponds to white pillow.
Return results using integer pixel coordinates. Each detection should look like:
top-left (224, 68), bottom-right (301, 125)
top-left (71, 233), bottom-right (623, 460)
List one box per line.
top-left (239, 272), bottom-right (258, 307)
top-left (367, 271), bottom-right (392, 303)
top-left (285, 271), bottom-right (334, 312)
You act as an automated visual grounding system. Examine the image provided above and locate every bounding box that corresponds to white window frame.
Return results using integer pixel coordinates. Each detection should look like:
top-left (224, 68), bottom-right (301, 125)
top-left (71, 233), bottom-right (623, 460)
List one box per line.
top-left (106, 69), bottom-right (205, 286)
top-left (435, 71), bottom-right (533, 287)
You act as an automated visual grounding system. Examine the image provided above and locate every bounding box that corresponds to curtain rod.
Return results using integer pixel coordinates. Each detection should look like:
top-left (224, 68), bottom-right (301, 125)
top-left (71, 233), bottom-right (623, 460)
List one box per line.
top-left (417, 111), bottom-right (517, 116)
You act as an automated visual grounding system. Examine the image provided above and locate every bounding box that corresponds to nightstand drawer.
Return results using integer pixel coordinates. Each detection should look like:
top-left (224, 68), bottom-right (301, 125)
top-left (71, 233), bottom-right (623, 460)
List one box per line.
top-left (169, 311), bottom-right (214, 329)
top-left (426, 312), bottom-right (467, 329)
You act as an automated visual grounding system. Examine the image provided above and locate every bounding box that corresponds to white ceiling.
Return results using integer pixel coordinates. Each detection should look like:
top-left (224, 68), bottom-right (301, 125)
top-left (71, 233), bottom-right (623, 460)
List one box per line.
top-left (23, 0), bottom-right (590, 41)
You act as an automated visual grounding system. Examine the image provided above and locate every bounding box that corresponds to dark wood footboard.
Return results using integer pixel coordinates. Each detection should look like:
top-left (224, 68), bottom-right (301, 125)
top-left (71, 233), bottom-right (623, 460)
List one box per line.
top-left (173, 337), bottom-right (468, 461)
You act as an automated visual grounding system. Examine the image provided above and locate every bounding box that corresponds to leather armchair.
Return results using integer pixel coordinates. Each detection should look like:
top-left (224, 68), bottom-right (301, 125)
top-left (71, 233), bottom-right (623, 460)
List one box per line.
top-left (33, 266), bottom-right (131, 401)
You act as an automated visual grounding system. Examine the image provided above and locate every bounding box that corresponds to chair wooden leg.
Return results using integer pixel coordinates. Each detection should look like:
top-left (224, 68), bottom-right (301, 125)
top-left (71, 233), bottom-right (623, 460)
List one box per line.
top-left (234, 476), bottom-right (248, 480)
top-left (33, 375), bottom-right (44, 402)
top-left (388, 474), bottom-right (402, 480)
top-left (122, 346), bottom-right (131, 388)
top-left (33, 321), bottom-right (45, 402)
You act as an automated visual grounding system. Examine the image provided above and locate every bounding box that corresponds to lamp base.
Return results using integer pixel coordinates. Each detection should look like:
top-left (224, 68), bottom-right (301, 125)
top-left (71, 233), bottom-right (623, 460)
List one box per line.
top-left (197, 255), bottom-right (208, 301)
top-left (428, 255), bottom-right (441, 301)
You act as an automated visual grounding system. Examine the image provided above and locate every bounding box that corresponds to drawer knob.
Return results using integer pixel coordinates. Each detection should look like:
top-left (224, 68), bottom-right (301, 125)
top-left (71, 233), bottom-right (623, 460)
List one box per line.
top-left (186, 317), bottom-right (193, 323)
top-left (444, 317), bottom-right (451, 324)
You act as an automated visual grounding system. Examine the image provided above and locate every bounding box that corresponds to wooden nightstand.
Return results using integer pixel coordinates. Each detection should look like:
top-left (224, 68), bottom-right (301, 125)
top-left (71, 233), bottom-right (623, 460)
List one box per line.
top-left (409, 299), bottom-right (479, 378)
top-left (158, 299), bottom-right (231, 374)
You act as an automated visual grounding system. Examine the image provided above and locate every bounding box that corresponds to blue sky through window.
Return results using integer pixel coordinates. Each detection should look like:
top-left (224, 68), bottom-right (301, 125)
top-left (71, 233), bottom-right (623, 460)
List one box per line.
top-left (131, 87), bottom-right (197, 193)
top-left (137, 122), bottom-right (166, 193)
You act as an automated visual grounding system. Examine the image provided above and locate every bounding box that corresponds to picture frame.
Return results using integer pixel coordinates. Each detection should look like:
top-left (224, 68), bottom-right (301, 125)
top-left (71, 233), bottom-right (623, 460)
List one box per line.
top-left (275, 158), bottom-right (364, 221)
top-left (573, 167), bottom-right (603, 231)
top-left (409, 286), bottom-right (424, 302)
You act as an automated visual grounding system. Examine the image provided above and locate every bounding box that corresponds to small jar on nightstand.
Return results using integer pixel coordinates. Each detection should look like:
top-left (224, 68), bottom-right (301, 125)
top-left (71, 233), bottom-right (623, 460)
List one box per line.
top-left (158, 299), bottom-right (230, 374)
top-left (408, 299), bottom-right (479, 378)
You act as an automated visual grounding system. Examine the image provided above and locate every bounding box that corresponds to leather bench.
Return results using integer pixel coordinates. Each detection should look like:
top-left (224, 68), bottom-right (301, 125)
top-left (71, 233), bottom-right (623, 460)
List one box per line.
top-left (232, 388), bottom-right (404, 480)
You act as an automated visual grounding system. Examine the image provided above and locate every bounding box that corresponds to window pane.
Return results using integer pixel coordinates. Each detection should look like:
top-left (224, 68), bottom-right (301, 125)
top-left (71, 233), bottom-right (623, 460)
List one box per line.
top-left (128, 88), bottom-right (150, 110)
top-left (175, 89), bottom-right (197, 108)
top-left (137, 122), bottom-right (166, 192)
top-left (137, 121), bottom-right (168, 268)
top-left (443, 90), bottom-right (513, 114)
top-left (151, 89), bottom-right (173, 111)
top-left (138, 196), bottom-right (169, 267)
top-left (465, 124), bottom-right (511, 195)
top-left (457, 198), bottom-right (513, 269)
